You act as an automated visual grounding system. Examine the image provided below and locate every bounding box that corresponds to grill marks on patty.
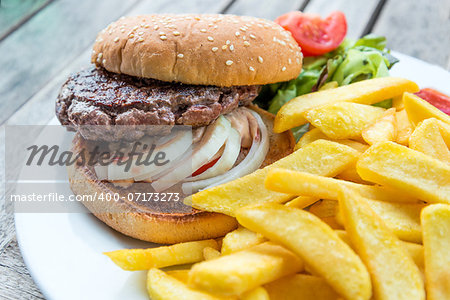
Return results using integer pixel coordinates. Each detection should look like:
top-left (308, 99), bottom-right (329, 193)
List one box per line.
top-left (56, 67), bottom-right (260, 141)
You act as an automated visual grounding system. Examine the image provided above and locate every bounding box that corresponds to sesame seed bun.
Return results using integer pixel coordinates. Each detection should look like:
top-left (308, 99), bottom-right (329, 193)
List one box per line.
top-left (67, 105), bottom-right (295, 244)
top-left (92, 14), bottom-right (303, 86)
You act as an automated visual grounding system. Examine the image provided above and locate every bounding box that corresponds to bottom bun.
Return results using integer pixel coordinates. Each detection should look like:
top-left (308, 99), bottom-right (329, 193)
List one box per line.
top-left (67, 105), bottom-right (294, 244)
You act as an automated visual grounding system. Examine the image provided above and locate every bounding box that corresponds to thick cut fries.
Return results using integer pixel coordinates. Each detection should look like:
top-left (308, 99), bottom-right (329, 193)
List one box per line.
top-left (403, 92), bottom-right (450, 126)
top-left (236, 204), bottom-right (372, 300)
top-left (104, 239), bottom-right (218, 271)
top-left (362, 108), bottom-right (397, 145)
top-left (265, 168), bottom-right (418, 203)
top-left (409, 118), bottom-right (450, 164)
top-left (221, 227), bottom-right (266, 255)
top-left (240, 287), bottom-right (270, 300)
top-left (357, 141), bottom-right (450, 204)
top-left (395, 109), bottom-right (413, 145)
top-left (188, 140), bottom-right (359, 216)
top-left (285, 196), bottom-right (318, 209)
top-left (188, 242), bottom-right (303, 296)
top-left (421, 204), bottom-right (450, 300)
top-left (339, 188), bottom-right (425, 300)
top-left (309, 199), bottom-right (342, 229)
top-left (147, 268), bottom-right (222, 300)
top-left (264, 274), bottom-right (340, 300)
top-left (274, 77), bottom-right (418, 132)
top-left (203, 247), bottom-right (221, 261)
top-left (304, 102), bottom-right (385, 139)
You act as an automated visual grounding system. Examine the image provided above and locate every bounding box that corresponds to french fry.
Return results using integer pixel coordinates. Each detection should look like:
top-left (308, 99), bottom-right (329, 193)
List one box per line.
top-left (265, 168), bottom-right (418, 203)
top-left (264, 274), bottom-right (340, 300)
top-left (409, 118), bottom-right (450, 164)
top-left (240, 287), bottom-right (270, 300)
top-left (188, 140), bottom-right (360, 216)
top-left (435, 119), bottom-right (450, 146)
top-left (294, 128), bottom-right (328, 150)
top-left (236, 204), bottom-right (372, 300)
top-left (338, 187), bottom-right (425, 300)
top-left (335, 230), bottom-right (424, 270)
top-left (336, 162), bottom-right (372, 184)
top-left (356, 141), bottom-right (450, 204)
top-left (104, 239), bottom-right (218, 271)
top-left (221, 227), bottom-right (266, 255)
top-left (421, 204), bottom-right (450, 300)
top-left (285, 196), bottom-right (318, 209)
top-left (203, 247), bottom-right (221, 261)
top-left (403, 92), bottom-right (450, 126)
top-left (147, 268), bottom-right (223, 300)
top-left (336, 198), bottom-right (425, 243)
top-left (167, 270), bottom-right (190, 283)
top-left (304, 102), bottom-right (385, 139)
top-left (274, 77), bottom-right (419, 132)
top-left (188, 242), bottom-right (303, 296)
top-left (392, 95), bottom-right (404, 110)
top-left (362, 108), bottom-right (397, 145)
top-left (309, 200), bottom-right (342, 229)
top-left (395, 109), bottom-right (413, 145)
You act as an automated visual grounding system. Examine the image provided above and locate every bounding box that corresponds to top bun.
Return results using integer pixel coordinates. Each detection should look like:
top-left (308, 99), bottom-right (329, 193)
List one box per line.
top-left (92, 14), bottom-right (303, 86)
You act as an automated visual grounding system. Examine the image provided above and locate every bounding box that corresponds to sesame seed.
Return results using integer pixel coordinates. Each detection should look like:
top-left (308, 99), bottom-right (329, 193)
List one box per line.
top-left (213, 25), bottom-right (218, 29)
top-left (120, 29), bottom-right (125, 33)
top-left (177, 53), bottom-right (184, 58)
top-left (296, 58), bottom-right (301, 64)
top-left (102, 59), bottom-right (106, 64)
top-left (226, 60), bottom-right (233, 66)
top-left (208, 23), bottom-right (213, 27)
top-left (288, 58), bottom-right (292, 64)
top-left (226, 40), bottom-right (231, 45)
top-left (243, 41), bottom-right (250, 46)
top-left (258, 56), bottom-right (263, 63)
top-left (211, 47), bottom-right (218, 52)
top-left (160, 35), bottom-right (167, 40)
top-left (173, 31), bottom-right (180, 36)
top-left (207, 36), bottom-right (214, 41)
top-left (222, 45), bottom-right (227, 50)
top-left (282, 66), bottom-right (286, 71)
top-left (154, 25), bottom-right (159, 30)
top-left (229, 45), bottom-right (234, 51)
top-left (128, 33), bottom-right (135, 38)
top-left (249, 66), bottom-right (255, 71)
top-left (235, 31), bottom-right (240, 37)
top-left (132, 26), bottom-right (138, 31)
top-left (114, 37), bottom-right (119, 42)
top-left (240, 27), bottom-right (247, 32)
top-left (194, 16), bottom-right (201, 20)
top-left (249, 34), bottom-right (256, 39)
top-left (98, 53), bottom-right (103, 59)
top-left (200, 29), bottom-right (207, 33)
top-left (138, 31), bottom-right (144, 36)
top-left (159, 32), bottom-right (165, 36)
top-left (137, 37), bottom-right (144, 42)
top-left (144, 24), bottom-right (150, 28)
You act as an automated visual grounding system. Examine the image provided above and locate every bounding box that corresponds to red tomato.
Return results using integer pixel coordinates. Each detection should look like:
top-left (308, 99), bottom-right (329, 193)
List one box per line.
top-left (192, 157), bottom-right (220, 177)
top-left (415, 88), bottom-right (450, 115)
top-left (275, 11), bottom-right (347, 57)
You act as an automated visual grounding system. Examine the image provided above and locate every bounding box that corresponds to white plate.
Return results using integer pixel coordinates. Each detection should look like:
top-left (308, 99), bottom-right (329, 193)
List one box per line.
top-left (15, 52), bottom-right (450, 300)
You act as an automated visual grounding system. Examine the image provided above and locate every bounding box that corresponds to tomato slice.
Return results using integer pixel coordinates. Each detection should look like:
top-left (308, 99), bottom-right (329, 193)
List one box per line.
top-left (415, 88), bottom-right (450, 115)
top-left (276, 11), bottom-right (347, 57)
top-left (192, 157), bottom-right (220, 177)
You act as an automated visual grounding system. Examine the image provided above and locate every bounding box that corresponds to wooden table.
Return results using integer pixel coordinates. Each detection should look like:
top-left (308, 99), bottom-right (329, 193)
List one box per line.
top-left (0, 0), bottom-right (449, 298)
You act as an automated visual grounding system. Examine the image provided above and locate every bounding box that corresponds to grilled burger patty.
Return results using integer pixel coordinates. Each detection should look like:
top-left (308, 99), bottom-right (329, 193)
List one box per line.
top-left (56, 67), bottom-right (261, 141)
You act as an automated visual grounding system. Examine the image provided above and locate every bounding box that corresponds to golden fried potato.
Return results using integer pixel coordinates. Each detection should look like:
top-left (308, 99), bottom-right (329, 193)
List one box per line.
top-left (304, 102), bottom-right (385, 139)
top-left (147, 268), bottom-right (223, 300)
top-left (264, 274), bottom-right (340, 300)
top-left (274, 77), bottom-right (418, 132)
top-left (309, 199), bottom-right (342, 229)
top-left (236, 204), bottom-right (371, 300)
top-left (295, 128), bottom-right (328, 150)
top-left (265, 168), bottom-right (418, 203)
top-left (203, 247), bottom-right (221, 261)
top-left (166, 270), bottom-right (190, 283)
top-left (395, 109), bottom-right (414, 145)
top-left (409, 118), bottom-right (450, 164)
top-left (104, 239), bottom-right (218, 271)
top-left (338, 188), bottom-right (425, 300)
top-left (240, 287), bottom-right (270, 300)
top-left (188, 140), bottom-right (359, 216)
top-left (362, 108), bottom-right (397, 145)
top-left (336, 198), bottom-right (425, 243)
top-left (221, 227), bottom-right (266, 255)
top-left (336, 162), bottom-right (372, 184)
top-left (421, 204), bottom-right (450, 300)
top-left (188, 242), bottom-right (303, 296)
top-left (357, 141), bottom-right (450, 204)
top-left (403, 92), bottom-right (450, 126)
top-left (285, 196), bottom-right (318, 209)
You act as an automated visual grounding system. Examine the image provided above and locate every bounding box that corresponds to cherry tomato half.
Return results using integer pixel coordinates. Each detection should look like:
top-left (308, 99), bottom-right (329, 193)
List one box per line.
top-left (415, 88), bottom-right (450, 115)
top-left (276, 11), bottom-right (347, 57)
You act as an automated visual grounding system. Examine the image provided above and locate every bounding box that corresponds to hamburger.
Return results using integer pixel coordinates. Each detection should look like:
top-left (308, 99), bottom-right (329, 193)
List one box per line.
top-left (56, 14), bottom-right (303, 244)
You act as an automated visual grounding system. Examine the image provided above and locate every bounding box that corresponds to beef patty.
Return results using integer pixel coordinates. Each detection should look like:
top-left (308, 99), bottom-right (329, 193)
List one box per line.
top-left (56, 67), bottom-right (260, 141)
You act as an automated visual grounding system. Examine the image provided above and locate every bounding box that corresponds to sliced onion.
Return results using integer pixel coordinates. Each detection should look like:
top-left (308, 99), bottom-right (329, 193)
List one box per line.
top-left (106, 129), bottom-right (192, 181)
top-left (94, 165), bottom-right (108, 180)
top-left (152, 116), bottom-right (231, 192)
top-left (182, 108), bottom-right (269, 194)
top-left (185, 127), bottom-right (241, 182)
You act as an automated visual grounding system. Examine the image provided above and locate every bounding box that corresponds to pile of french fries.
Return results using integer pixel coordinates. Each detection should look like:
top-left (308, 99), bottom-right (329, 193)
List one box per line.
top-left (105, 77), bottom-right (450, 300)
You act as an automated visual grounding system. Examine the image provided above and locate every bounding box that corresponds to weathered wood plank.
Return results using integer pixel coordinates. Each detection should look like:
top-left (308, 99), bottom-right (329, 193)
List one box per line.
top-left (0, 0), bottom-right (51, 41)
top-left (372, 0), bottom-right (450, 70)
top-left (303, 0), bottom-right (380, 38)
top-left (0, 0), bottom-right (139, 125)
top-left (0, 238), bottom-right (45, 300)
top-left (225, 0), bottom-right (305, 20)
